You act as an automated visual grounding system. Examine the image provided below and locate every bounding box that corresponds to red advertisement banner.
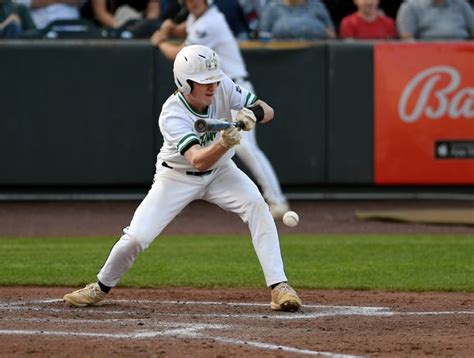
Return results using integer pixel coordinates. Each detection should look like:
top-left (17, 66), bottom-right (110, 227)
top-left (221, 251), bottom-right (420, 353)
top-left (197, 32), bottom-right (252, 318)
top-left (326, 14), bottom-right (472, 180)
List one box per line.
top-left (374, 43), bottom-right (474, 184)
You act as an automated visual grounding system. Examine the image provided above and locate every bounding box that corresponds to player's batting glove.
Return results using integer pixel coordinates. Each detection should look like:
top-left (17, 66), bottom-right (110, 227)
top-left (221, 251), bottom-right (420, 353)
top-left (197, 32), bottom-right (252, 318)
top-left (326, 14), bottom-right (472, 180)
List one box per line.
top-left (220, 126), bottom-right (241, 148)
top-left (236, 107), bottom-right (256, 131)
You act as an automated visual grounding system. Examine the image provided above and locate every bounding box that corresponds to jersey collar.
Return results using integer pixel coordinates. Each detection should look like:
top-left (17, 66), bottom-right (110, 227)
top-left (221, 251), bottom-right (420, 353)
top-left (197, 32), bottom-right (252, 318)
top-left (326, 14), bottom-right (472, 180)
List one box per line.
top-left (177, 92), bottom-right (210, 118)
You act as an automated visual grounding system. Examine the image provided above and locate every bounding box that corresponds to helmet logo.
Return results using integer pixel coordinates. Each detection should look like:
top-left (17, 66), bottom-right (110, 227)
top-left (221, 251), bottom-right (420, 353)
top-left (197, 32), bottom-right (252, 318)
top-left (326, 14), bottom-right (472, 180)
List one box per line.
top-left (206, 57), bottom-right (218, 71)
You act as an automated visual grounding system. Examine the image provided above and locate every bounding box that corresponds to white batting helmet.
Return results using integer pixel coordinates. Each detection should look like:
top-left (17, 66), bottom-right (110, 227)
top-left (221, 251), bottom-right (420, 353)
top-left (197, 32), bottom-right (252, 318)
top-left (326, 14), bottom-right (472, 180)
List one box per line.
top-left (173, 45), bottom-right (225, 95)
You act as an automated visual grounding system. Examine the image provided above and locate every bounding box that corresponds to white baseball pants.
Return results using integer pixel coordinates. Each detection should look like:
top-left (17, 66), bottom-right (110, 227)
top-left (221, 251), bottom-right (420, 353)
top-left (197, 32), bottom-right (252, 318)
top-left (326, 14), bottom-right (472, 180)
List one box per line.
top-left (97, 160), bottom-right (288, 288)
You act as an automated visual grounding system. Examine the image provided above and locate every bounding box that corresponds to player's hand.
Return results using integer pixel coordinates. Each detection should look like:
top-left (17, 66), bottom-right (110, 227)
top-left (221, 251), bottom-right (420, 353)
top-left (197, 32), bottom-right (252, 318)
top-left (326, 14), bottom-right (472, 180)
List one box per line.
top-left (220, 126), bottom-right (241, 148)
top-left (151, 29), bottom-right (168, 46)
top-left (160, 19), bottom-right (176, 35)
top-left (236, 107), bottom-right (256, 131)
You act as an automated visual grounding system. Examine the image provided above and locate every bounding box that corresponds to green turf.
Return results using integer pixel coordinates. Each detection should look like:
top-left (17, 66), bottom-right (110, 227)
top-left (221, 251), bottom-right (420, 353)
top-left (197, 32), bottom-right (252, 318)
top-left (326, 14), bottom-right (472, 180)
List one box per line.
top-left (0, 235), bottom-right (472, 291)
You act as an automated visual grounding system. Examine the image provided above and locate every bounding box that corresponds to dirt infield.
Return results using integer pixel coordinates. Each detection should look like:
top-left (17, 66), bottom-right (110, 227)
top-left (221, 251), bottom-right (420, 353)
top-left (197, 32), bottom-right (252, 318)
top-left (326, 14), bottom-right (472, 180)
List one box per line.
top-left (1, 287), bottom-right (473, 357)
top-left (0, 199), bottom-right (473, 357)
top-left (1, 199), bottom-right (473, 237)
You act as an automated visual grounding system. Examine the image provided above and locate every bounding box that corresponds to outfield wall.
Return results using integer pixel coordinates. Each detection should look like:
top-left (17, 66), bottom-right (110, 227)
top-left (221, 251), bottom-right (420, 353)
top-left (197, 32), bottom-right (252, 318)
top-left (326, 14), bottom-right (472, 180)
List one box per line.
top-left (0, 40), bottom-right (472, 188)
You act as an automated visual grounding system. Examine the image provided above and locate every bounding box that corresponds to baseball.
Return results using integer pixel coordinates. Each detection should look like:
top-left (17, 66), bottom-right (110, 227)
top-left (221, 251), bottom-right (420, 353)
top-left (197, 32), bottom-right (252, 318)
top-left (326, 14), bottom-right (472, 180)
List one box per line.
top-left (283, 211), bottom-right (299, 227)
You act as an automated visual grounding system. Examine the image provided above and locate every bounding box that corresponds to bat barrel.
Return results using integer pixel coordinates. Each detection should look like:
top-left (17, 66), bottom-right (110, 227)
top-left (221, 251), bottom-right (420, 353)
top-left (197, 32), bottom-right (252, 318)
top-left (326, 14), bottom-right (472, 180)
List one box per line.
top-left (194, 119), bottom-right (244, 133)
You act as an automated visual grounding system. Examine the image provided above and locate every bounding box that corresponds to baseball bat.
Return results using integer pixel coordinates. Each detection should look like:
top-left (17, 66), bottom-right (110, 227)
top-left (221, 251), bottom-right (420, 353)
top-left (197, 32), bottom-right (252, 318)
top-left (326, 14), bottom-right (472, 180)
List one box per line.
top-left (194, 119), bottom-right (245, 133)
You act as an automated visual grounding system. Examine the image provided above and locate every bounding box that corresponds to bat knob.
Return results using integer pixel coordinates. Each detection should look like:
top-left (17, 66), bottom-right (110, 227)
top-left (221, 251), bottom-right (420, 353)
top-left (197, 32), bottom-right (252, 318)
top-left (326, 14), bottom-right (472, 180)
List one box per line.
top-left (194, 119), bottom-right (208, 133)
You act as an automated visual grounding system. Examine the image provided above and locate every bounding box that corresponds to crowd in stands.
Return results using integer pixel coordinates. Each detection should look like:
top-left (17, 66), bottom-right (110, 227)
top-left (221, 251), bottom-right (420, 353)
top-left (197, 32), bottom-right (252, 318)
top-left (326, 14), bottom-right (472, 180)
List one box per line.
top-left (1, 0), bottom-right (473, 40)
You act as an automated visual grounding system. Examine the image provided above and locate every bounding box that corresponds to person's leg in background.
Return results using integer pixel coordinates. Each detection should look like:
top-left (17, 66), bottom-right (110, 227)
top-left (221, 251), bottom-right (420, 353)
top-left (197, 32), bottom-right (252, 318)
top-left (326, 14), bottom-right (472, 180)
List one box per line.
top-left (235, 129), bottom-right (289, 219)
top-left (233, 78), bottom-right (289, 219)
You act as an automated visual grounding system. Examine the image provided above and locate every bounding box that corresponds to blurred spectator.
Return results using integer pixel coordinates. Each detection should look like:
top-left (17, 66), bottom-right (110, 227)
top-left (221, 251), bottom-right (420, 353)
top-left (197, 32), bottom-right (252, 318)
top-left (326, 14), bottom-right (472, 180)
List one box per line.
top-left (238, 0), bottom-right (267, 38)
top-left (159, 0), bottom-right (183, 20)
top-left (1, 0), bottom-right (36, 38)
top-left (214, 0), bottom-right (249, 39)
top-left (259, 0), bottom-right (336, 40)
top-left (80, 0), bottom-right (160, 29)
top-left (14, 0), bottom-right (83, 30)
top-left (339, 0), bottom-right (397, 39)
top-left (0, 13), bottom-right (22, 37)
top-left (397, 0), bottom-right (474, 40)
top-left (323, 0), bottom-right (402, 30)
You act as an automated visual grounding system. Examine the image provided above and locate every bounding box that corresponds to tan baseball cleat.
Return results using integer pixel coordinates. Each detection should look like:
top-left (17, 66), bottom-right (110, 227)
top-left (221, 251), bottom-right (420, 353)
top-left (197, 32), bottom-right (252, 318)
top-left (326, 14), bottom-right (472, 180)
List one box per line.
top-left (271, 282), bottom-right (302, 312)
top-left (63, 283), bottom-right (107, 307)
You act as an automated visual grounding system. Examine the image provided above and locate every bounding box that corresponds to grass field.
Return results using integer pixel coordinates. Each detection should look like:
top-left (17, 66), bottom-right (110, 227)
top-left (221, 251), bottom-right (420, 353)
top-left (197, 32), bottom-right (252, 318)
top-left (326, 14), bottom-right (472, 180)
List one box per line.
top-left (0, 235), bottom-right (473, 291)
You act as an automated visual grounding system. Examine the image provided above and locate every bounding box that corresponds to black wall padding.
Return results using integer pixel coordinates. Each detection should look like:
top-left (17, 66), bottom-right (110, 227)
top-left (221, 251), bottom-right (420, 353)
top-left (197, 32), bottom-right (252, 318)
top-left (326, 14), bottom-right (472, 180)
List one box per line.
top-left (327, 43), bottom-right (374, 184)
top-left (0, 41), bottom-right (156, 185)
top-left (243, 46), bottom-right (327, 184)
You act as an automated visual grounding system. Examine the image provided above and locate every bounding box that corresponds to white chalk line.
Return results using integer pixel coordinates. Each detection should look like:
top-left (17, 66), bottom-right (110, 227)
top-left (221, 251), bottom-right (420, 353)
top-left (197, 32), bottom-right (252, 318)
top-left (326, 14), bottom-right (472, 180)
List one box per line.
top-left (1, 305), bottom-right (393, 319)
top-left (0, 323), bottom-right (226, 339)
top-left (1, 299), bottom-right (472, 318)
top-left (0, 327), bottom-right (362, 358)
top-left (0, 317), bottom-right (363, 357)
top-left (0, 298), bottom-right (387, 309)
top-left (204, 336), bottom-right (361, 358)
top-left (2, 309), bottom-right (473, 328)
top-left (1, 298), bottom-right (472, 358)
top-left (0, 299), bottom-right (375, 357)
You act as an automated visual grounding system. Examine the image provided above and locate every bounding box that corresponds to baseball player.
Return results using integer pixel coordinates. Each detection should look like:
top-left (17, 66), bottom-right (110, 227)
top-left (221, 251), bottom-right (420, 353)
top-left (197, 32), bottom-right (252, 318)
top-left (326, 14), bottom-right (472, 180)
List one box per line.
top-left (150, 0), bottom-right (290, 219)
top-left (63, 45), bottom-right (302, 312)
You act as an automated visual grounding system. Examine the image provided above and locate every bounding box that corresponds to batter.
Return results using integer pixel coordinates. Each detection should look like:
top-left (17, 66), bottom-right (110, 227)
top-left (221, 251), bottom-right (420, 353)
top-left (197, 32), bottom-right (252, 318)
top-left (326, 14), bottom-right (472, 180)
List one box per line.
top-left (63, 45), bottom-right (302, 312)
top-left (151, 0), bottom-right (290, 219)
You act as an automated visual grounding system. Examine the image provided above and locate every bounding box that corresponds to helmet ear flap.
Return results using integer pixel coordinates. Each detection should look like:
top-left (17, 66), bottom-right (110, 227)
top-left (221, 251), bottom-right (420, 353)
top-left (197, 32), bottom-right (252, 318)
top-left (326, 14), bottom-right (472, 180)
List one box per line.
top-left (174, 74), bottom-right (191, 95)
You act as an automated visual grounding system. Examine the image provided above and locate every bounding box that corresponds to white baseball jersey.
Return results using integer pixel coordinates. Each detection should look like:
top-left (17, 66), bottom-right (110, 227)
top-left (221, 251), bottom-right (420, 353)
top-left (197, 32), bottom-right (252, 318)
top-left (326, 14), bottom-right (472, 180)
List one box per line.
top-left (157, 75), bottom-right (257, 170)
top-left (185, 6), bottom-right (248, 80)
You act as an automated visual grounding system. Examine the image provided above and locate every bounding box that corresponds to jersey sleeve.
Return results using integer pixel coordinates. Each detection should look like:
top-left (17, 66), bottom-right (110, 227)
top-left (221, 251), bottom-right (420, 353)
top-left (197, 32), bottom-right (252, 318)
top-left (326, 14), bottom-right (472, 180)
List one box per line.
top-left (396, 2), bottom-right (417, 36)
top-left (160, 111), bottom-right (200, 155)
top-left (221, 76), bottom-right (258, 110)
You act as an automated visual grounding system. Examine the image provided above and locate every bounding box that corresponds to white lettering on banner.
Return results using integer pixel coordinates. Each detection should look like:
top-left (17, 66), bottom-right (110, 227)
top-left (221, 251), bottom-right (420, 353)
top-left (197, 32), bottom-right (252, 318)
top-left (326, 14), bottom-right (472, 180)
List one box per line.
top-left (398, 66), bottom-right (474, 123)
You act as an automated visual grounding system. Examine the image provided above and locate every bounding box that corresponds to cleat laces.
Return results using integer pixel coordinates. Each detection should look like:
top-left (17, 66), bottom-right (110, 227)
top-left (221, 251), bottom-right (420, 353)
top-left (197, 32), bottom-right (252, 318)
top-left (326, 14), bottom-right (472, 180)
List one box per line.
top-left (82, 284), bottom-right (103, 298)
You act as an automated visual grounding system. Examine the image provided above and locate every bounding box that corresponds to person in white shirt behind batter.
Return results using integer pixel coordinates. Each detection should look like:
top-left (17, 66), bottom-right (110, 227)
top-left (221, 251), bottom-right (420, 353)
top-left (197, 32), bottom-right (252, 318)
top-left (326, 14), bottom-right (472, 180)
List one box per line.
top-left (150, 0), bottom-right (290, 220)
top-left (63, 44), bottom-right (302, 312)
